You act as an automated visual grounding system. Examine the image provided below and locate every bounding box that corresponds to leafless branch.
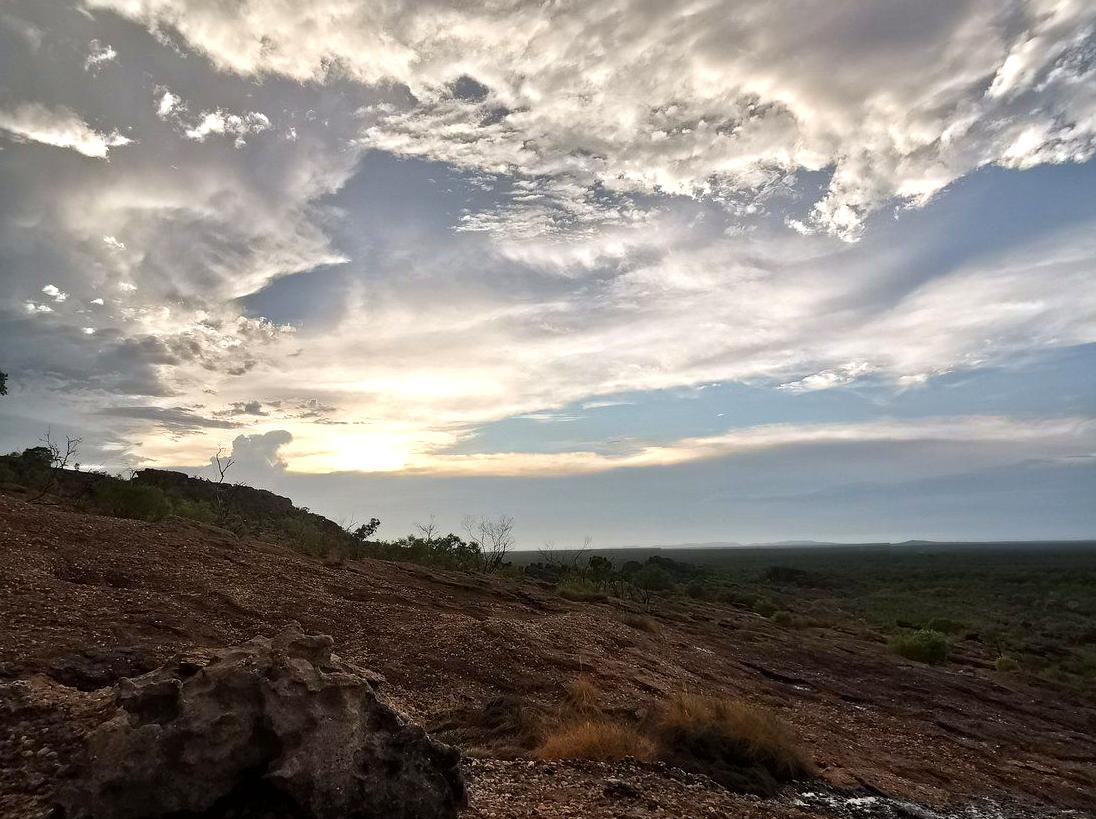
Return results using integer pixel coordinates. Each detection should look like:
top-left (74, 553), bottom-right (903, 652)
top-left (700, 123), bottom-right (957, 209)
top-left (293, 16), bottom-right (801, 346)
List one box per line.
top-left (213, 447), bottom-right (236, 484)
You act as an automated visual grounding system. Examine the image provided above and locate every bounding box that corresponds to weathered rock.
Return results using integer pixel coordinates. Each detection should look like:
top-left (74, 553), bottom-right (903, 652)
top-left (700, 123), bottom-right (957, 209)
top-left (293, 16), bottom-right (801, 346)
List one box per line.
top-left (55, 624), bottom-right (465, 819)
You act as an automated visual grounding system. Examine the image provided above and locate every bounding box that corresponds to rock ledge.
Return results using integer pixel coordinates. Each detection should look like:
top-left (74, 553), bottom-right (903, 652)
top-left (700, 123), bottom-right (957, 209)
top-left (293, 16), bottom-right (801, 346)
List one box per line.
top-left (55, 624), bottom-right (466, 819)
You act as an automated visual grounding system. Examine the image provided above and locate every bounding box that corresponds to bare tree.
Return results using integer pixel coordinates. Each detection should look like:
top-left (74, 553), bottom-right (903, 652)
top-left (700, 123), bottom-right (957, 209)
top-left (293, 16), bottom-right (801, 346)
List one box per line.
top-left (42, 430), bottom-right (81, 471)
top-left (463, 514), bottom-right (515, 573)
top-left (538, 536), bottom-right (591, 574)
top-left (32, 429), bottom-right (81, 501)
top-left (415, 514), bottom-right (440, 542)
top-left (213, 447), bottom-right (236, 483)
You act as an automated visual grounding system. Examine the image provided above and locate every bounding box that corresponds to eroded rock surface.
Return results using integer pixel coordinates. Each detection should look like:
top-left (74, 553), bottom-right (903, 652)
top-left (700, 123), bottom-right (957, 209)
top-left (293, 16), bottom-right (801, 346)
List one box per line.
top-left (55, 624), bottom-right (465, 819)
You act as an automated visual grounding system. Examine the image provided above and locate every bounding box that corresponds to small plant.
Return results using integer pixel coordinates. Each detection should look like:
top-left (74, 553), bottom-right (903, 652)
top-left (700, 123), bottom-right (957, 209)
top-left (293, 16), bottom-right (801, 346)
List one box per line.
top-left (652, 693), bottom-right (814, 794)
top-left (926, 617), bottom-right (965, 635)
top-left (171, 498), bottom-right (218, 525)
top-left (994, 654), bottom-right (1020, 672)
top-left (557, 578), bottom-right (607, 603)
top-left (890, 628), bottom-right (950, 664)
top-left (563, 674), bottom-right (601, 713)
top-left (536, 719), bottom-right (655, 762)
top-left (92, 480), bottom-right (171, 521)
top-left (771, 610), bottom-right (794, 627)
top-left (752, 598), bottom-right (778, 618)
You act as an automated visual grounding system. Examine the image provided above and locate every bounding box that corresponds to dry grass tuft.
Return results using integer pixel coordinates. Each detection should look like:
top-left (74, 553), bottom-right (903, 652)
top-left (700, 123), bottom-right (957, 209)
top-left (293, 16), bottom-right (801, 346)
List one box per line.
top-left (431, 695), bottom-right (544, 757)
top-left (653, 693), bottom-right (814, 794)
top-left (563, 674), bottom-right (601, 713)
top-left (536, 719), bottom-right (655, 761)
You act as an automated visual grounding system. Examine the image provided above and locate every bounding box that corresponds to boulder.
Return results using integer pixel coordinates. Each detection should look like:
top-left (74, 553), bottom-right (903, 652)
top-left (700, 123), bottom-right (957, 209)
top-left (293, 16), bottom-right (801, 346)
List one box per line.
top-left (55, 624), bottom-right (465, 819)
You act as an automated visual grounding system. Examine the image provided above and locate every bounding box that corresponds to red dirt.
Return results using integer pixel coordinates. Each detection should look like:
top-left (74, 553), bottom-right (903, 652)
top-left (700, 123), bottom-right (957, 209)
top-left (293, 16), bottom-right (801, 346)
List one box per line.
top-left (1, 493), bottom-right (1093, 818)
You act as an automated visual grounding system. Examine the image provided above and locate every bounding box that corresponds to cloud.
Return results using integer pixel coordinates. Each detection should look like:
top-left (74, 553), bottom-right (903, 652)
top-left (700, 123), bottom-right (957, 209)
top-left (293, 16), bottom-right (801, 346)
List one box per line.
top-left (0, 103), bottom-right (132, 158)
top-left (183, 110), bottom-right (271, 144)
top-left (364, 415), bottom-right (1096, 477)
top-left (216, 400), bottom-right (268, 417)
top-left (779, 363), bottom-right (874, 393)
top-left (156, 89), bottom-right (180, 118)
top-left (84, 39), bottom-right (116, 71)
top-left (98, 405), bottom-right (241, 434)
top-left (41, 284), bottom-right (69, 303)
top-left (87, 0), bottom-right (1096, 238)
top-left (217, 429), bottom-right (293, 475)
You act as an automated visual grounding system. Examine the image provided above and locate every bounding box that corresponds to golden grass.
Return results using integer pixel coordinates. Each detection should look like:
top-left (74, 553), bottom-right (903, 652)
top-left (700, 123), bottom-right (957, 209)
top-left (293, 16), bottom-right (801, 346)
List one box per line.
top-left (654, 692), bottom-right (814, 789)
top-left (535, 719), bottom-right (655, 761)
top-left (563, 674), bottom-right (601, 713)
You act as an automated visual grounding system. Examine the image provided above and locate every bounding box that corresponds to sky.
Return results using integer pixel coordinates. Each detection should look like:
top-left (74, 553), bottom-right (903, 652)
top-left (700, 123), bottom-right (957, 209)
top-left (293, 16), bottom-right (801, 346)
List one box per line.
top-left (1, 0), bottom-right (1095, 546)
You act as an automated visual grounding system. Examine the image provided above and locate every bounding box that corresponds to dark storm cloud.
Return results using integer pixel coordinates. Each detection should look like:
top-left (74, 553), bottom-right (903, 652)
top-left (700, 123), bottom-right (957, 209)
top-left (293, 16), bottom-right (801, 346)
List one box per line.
top-left (98, 405), bottom-right (240, 433)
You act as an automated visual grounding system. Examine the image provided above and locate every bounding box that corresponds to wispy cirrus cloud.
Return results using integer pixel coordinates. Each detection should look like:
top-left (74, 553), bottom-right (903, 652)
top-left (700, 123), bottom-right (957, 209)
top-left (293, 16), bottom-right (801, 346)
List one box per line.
top-left (0, 102), bottom-right (131, 158)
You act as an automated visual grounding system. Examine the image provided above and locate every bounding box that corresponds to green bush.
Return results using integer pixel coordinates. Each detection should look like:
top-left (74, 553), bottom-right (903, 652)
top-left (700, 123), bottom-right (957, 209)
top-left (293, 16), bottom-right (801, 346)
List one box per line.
top-left (282, 517), bottom-right (341, 556)
top-left (926, 617), bottom-right (965, 634)
top-left (92, 480), bottom-right (171, 521)
top-left (686, 579), bottom-right (709, 599)
top-left (771, 610), bottom-right (794, 626)
top-left (171, 498), bottom-right (218, 525)
top-left (752, 598), bottom-right (778, 618)
top-left (890, 629), bottom-right (949, 664)
top-left (558, 579), bottom-right (607, 603)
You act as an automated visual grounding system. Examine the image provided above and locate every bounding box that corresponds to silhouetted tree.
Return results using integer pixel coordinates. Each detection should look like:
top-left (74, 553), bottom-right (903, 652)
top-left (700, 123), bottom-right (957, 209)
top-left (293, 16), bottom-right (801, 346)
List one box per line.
top-left (463, 514), bottom-right (515, 573)
top-left (213, 447), bottom-right (236, 483)
top-left (632, 564), bottom-right (674, 606)
top-left (352, 517), bottom-right (381, 541)
top-left (0, 370), bottom-right (7, 395)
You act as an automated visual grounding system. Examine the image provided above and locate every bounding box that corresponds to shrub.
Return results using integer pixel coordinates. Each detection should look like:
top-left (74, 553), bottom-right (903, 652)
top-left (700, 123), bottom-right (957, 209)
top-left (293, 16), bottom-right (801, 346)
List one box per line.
top-left (431, 695), bottom-right (545, 757)
top-left (652, 693), bottom-right (814, 794)
top-left (171, 498), bottom-right (218, 525)
top-left (557, 578), bottom-right (607, 603)
top-left (771, 610), bottom-right (794, 627)
top-left (631, 564), bottom-right (674, 604)
top-left (282, 517), bottom-right (340, 556)
top-left (994, 654), bottom-right (1020, 672)
top-left (890, 629), bottom-right (949, 664)
top-left (752, 598), bottom-right (778, 618)
top-left (926, 617), bottom-right (965, 635)
top-left (536, 719), bottom-right (655, 762)
top-left (686, 579), bottom-right (709, 599)
top-left (92, 480), bottom-right (171, 521)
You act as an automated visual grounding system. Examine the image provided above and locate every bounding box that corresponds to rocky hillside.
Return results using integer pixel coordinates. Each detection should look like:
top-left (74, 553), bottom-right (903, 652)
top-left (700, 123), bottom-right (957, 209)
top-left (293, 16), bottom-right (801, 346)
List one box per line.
top-left (1, 493), bottom-right (1093, 818)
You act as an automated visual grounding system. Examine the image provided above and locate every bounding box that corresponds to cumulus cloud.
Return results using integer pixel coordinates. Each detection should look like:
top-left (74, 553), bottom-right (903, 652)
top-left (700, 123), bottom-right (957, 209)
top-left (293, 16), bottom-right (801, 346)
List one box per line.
top-left (183, 110), bottom-right (271, 145)
top-left (41, 284), bottom-right (68, 303)
top-left (84, 39), bottom-right (116, 71)
top-left (217, 429), bottom-right (294, 475)
top-left (86, 0), bottom-right (1096, 238)
top-left (0, 102), bottom-right (132, 158)
top-left (156, 89), bottom-right (180, 118)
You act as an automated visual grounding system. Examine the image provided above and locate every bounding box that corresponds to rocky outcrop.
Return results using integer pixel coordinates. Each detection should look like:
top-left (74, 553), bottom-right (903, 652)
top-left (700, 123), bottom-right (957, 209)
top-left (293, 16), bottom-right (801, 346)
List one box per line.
top-left (55, 625), bottom-right (466, 819)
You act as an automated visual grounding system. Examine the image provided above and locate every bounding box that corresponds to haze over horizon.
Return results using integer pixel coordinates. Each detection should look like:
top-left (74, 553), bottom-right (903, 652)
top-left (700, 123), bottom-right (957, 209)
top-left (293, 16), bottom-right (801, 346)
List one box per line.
top-left (2, 1), bottom-right (1094, 546)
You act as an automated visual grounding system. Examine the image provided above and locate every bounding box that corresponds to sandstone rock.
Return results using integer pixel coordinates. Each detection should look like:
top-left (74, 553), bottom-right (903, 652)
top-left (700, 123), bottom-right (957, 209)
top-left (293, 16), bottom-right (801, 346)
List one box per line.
top-left (55, 624), bottom-right (465, 819)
